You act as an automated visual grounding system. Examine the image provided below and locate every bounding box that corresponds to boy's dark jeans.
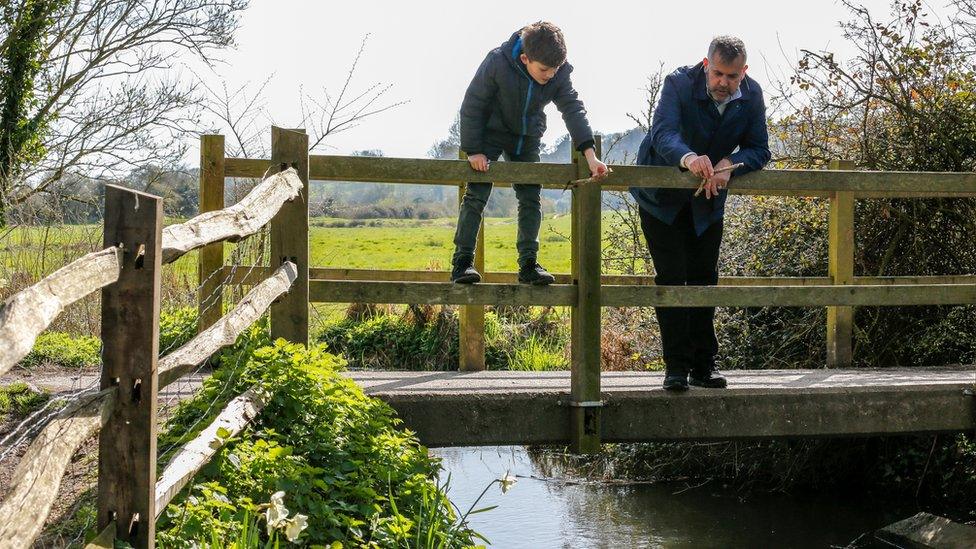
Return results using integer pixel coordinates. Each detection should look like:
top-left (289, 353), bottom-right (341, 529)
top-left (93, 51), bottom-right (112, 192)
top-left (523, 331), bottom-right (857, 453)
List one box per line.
top-left (638, 204), bottom-right (724, 375)
top-left (452, 145), bottom-right (542, 267)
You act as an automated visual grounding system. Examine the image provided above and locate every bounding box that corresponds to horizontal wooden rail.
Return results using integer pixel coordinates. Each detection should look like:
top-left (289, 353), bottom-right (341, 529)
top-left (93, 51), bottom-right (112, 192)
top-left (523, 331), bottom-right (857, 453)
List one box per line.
top-left (607, 165), bottom-right (976, 195)
top-left (601, 284), bottom-right (976, 307)
top-left (311, 280), bottom-right (577, 306)
top-left (224, 265), bottom-right (837, 286)
top-left (223, 265), bottom-right (976, 291)
top-left (0, 388), bottom-right (115, 547)
top-left (158, 262), bottom-right (298, 388)
top-left (223, 155), bottom-right (976, 197)
top-left (155, 386), bottom-right (268, 517)
top-left (0, 247), bottom-right (122, 376)
top-left (224, 265), bottom-right (836, 286)
top-left (161, 168), bottom-right (303, 263)
top-left (306, 280), bottom-right (976, 307)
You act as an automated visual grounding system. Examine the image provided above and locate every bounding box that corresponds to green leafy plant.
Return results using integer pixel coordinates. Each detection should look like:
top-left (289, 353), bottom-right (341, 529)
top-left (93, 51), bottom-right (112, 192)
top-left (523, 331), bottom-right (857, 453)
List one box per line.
top-left (157, 339), bottom-right (480, 547)
top-left (506, 335), bottom-right (566, 371)
top-left (20, 331), bottom-right (100, 369)
top-left (159, 307), bottom-right (200, 355)
top-left (0, 382), bottom-right (48, 421)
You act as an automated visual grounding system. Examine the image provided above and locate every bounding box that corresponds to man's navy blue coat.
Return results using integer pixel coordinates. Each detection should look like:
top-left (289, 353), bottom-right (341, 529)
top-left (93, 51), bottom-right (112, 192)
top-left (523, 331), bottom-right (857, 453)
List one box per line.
top-left (630, 62), bottom-right (771, 235)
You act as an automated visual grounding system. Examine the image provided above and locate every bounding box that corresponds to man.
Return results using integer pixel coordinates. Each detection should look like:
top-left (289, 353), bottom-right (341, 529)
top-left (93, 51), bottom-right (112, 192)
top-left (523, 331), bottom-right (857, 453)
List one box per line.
top-left (630, 36), bottom-right (771, 391)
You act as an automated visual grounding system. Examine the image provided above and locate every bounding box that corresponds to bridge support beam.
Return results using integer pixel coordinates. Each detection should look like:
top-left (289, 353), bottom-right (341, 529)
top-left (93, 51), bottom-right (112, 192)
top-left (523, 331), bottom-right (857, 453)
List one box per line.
top-left (457, 151), bottom-right (487, 371)
top-left (570, 138), bottom-right (602, 453)
top-left (827, 159), bottom-right (856, 367)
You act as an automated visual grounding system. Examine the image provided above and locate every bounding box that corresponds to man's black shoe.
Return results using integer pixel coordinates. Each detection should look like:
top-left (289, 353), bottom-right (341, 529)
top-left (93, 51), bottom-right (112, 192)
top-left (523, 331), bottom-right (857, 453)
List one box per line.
top-left (690, 365), bottom-right (728, 389)
top-left (451, 261), bottom-right (482, 284)
top-left (663, 372), bottom-right (689, 392)
top-left (518, 263), bottom-right (556, 285)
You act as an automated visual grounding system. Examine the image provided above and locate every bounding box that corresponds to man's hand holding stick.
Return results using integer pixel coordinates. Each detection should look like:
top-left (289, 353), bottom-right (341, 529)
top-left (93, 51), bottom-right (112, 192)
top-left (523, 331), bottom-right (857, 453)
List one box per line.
top-left (687, 155), bottom-right (744, 198)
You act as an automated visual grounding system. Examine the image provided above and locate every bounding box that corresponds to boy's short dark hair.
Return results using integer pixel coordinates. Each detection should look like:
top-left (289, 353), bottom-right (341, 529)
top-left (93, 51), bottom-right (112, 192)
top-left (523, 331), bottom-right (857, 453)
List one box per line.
top-left (708, 35), bottom-right (747, 64)
top-left (521, 21), bottom-right (567, 68)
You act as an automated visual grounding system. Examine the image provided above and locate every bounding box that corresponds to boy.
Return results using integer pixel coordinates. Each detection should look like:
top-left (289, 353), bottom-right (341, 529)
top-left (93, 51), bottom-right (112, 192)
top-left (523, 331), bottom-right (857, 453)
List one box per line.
top-left (451, 21), bottom-right (609, 285)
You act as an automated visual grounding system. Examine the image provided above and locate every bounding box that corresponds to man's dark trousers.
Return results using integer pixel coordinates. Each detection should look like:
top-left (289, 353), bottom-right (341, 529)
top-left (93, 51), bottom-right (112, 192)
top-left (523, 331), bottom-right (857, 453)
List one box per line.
top-left (452, 143), bottom-right (542, 267)
top-left (639, 203), bottom-right (723, 375)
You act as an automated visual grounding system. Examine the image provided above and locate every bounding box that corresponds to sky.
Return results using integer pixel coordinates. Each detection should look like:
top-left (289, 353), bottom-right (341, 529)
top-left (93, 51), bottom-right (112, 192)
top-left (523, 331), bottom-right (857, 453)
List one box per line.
top-left (189, 0), bottom-right (954, 159)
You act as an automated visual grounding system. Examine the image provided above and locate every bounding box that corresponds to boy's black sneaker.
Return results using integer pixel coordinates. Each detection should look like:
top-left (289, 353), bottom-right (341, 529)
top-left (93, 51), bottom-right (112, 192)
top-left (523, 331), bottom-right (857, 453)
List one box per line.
top-left (663, 372), bottom-right (689, 392)
top-left (451, 260), bottom-right (482, 284)
top-left (689, 364), bottom-right (728, 389)
top-left (517, 263), bottom-right (556, 285)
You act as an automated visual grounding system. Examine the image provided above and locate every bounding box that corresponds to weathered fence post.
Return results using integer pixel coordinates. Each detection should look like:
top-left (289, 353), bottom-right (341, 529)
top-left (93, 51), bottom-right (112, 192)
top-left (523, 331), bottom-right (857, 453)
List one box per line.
top-left (827, 159), bottom-right (856, 367)
top-left (569, 136), bottom-right (602, 453)
top-left (457, 150), bottom-right (486, 371)
top-left (98, 185), bottom-right (163, 548)
top-left (198, 134), bottom-right (225, 332)
top-left (269, 127), bottom-right (310, 345)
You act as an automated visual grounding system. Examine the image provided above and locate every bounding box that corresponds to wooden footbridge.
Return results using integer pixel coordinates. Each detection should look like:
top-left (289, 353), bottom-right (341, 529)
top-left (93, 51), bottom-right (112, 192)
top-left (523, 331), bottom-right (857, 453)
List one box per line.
top-left (196, 128), bottom-right (976, 453)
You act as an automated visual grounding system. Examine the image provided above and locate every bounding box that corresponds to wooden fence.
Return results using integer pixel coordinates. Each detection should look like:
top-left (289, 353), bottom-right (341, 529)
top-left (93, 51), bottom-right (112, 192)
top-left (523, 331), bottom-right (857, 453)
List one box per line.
top-left (199, 131), bottom-right (976, 453)
top-left (0, 127), bottom-right (306, 549)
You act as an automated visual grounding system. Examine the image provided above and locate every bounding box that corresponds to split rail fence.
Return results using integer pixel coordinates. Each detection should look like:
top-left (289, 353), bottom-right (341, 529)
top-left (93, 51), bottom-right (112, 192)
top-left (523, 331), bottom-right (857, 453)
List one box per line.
top-left (0, 126), bottom-right (308, 548)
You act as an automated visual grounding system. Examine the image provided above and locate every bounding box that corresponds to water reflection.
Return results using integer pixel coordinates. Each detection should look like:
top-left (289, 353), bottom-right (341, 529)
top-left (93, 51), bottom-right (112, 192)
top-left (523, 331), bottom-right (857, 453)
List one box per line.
top-left (433, 446), bottom-right (910, 548)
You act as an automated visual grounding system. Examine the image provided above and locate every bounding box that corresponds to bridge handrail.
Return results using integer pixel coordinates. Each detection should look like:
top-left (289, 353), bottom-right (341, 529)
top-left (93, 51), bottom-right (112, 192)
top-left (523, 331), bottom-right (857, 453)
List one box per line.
top-left (222, 154), bottom-right (976, 197)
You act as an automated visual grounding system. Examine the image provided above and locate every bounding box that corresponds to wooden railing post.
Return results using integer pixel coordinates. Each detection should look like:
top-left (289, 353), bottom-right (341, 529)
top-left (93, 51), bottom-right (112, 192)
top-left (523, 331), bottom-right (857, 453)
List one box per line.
top-left (569, 137), bottom-right (602, 453)
top-left (457, 151), bottom-right (486, 371)
top-left (98, 185), bottom-right (163, 549)
top-left (198, 134), bottom-right (225, 332)
top-left (269, 127), bottom-right (310, 345)
top-left (827, 159), bottom-right (856, 367)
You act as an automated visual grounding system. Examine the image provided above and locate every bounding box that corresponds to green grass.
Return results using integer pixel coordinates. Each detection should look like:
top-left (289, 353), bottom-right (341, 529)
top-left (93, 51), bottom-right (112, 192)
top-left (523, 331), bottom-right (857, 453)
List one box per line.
top-left (308, 213), bottom-right (609, 273)
top-left (1, 223), bottom-right (198, 280)
top-left (3, 214), bottom-right (616, 282)
top-left (0, 382), bottom-right (49, 422)
top-left (506, 335), bottom-right (568, 371)
top-left (21, 332), bottom-right (101, 368)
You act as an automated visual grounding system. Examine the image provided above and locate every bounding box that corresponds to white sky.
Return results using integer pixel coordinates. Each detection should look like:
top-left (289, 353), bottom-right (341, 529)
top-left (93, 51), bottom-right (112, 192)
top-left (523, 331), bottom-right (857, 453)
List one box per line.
top-left (190, 0), bottom-right (952, 159)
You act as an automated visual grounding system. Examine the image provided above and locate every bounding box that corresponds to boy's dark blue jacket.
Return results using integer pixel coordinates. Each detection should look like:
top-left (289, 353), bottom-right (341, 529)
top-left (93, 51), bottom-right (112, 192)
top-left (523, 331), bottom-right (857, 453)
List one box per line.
top-left (630, 62), bottom-right (771, 235)
top-left (459, 30), bottom-right (594, 157)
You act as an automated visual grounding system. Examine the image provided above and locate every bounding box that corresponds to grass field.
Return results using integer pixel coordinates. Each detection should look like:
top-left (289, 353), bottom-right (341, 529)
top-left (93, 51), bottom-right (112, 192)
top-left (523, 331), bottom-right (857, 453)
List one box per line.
top-left (2, 213), bottom-right (612, 280)
top-left (308, 214), bottom-right (584, 273)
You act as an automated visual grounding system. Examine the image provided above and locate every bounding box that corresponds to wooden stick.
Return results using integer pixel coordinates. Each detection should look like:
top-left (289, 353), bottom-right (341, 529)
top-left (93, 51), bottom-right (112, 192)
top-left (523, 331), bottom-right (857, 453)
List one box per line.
top-left (565, 166), bottom-right (614, 189)
top-left (154, 385), bottom-right (269, 516)
top-left (161, 168), bottom-right (303, 264)
top-left (0, 247), bottom-right (122, 376)
top-left (694, 163), bottom-right (745, 197)
top-left (158, 261), bottom-right (297, 388)
top-left (0, 388), bottom-right (115, 547)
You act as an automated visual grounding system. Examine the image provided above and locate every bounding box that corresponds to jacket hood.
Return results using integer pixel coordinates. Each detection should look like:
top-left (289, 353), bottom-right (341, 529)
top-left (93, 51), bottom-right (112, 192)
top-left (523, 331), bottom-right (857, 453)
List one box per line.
top-left (501, 30), bottom-right (527, 73)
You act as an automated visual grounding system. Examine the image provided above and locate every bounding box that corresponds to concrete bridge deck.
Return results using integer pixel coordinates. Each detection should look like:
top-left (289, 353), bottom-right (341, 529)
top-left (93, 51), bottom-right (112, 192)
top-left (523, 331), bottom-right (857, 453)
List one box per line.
top-left (347, 367), bottom-right (976, 447)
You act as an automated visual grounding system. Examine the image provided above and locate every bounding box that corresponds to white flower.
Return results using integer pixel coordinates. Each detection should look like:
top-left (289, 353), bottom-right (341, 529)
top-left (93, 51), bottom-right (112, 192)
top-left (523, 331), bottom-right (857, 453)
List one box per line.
top-left (265, 491), bottom-right (290, 534)
top-left (499, 472), bottom-right (518, 494)
top-left (284, 513), bottom-right (309, 542)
